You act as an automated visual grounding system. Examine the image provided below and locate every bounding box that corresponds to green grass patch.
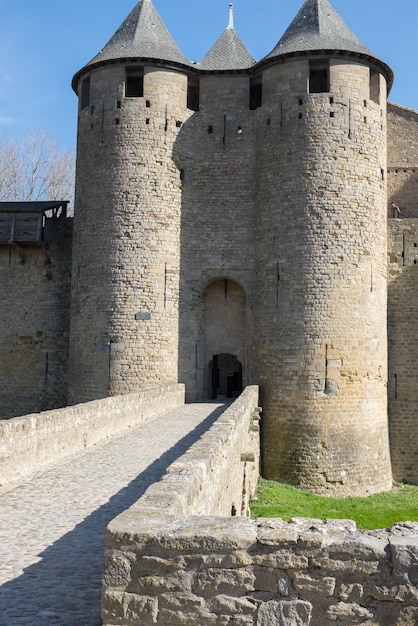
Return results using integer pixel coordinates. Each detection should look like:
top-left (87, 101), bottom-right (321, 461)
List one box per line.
top-left (250, 479), bottom-right (418, 530)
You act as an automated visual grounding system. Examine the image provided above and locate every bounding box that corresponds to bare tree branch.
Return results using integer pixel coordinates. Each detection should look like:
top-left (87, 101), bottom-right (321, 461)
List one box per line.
top-left (0, 130), bottom-right (75, 213)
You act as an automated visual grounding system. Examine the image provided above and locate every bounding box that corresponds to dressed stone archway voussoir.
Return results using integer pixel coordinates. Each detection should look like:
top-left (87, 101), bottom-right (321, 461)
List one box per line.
top-left (190, 269), bottom-right (253, 306)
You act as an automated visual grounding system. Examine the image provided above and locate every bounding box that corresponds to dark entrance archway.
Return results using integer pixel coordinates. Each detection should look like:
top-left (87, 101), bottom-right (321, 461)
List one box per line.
top-left (203, 279), bottom-right (246, 399)
top-left (209, 354), bottom-right (243, 399)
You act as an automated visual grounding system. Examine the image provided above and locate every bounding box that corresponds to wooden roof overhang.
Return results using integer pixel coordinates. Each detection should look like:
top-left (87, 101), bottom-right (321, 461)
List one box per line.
top-left (0, 201), bottom-right (69, 245)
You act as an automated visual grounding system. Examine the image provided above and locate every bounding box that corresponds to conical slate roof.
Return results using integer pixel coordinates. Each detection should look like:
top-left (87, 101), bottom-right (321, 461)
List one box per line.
top-left (199, 7), bottom-right (255, 72)
top-left (266, 0), bottom-right (372, 59)
top-left (261, 0), bottom-right (393, 85)
top-left (73, 0), bottom-right (192, 91)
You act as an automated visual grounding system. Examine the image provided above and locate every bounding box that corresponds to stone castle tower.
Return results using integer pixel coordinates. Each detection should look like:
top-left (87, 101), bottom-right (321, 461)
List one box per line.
top-left (252, 1), bottom-right (393, 494)
top-left (68, 0), bottom-right (395, 496)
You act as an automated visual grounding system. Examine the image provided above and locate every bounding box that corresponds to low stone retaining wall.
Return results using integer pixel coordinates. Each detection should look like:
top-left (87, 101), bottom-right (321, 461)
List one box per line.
top-left (125, 386), bottom-right (261, 519)
top-left (103, 515), bottom-right (418, 626)
top-left (102, 385), bottom-right (262, 622)
top-left (0, 383), bottom-right (185, 489)
top-left (101, 384), bottom-right (418, 625)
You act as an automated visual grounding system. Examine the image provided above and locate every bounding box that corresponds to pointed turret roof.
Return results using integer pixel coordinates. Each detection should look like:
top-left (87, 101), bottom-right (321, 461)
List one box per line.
top-left (198, 4), bottom-right (255, 71)
top-left (73, 0), bottom-right (192, 91)
top-left (259, 0), bottom-right (393, 87)
top-left (267, 0), bottom-right (372, 58)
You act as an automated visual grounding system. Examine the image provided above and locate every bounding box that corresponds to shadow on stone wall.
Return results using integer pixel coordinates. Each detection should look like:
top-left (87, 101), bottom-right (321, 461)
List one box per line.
top-left (0, 404), bottom-right (225, 626)
top-left (172, 106), bottom-right (256, 403)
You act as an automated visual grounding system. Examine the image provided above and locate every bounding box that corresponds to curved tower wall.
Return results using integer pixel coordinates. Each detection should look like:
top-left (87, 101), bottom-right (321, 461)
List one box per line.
top-left (68, 64), bottom-right (190, 403)
top-left (255, 57), bottom-right (392, 495)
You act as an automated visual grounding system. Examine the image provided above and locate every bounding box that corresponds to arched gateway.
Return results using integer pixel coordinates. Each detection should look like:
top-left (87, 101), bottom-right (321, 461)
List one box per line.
top-left (203, 279), bottom-right (246, 399)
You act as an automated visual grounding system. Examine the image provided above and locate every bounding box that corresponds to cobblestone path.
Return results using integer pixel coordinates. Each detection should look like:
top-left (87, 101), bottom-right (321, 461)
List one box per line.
top-left (0, 401), bottom-right (228, 626)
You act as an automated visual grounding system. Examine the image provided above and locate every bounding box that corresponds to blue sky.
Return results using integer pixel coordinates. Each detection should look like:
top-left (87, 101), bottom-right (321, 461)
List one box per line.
top-left (0, 0), bottom-right (417, 152)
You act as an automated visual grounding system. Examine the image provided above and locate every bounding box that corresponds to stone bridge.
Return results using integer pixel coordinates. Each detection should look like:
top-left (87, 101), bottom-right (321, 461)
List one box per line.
top-left (0, 385), bottom-right (417, 626)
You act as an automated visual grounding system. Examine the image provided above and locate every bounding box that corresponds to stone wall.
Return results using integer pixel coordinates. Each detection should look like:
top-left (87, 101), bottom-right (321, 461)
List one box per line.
top-left (388, 219), bottom-right (418, 483)
top-left (387, 102), bottom-right (418, 483)
top-left (101, 388), bottom-right (418, 626)
top-left (0, 215), bottom-right (72, 418)
top-left (0, 383), bottom-right (185, 489)
top-left (174, 73), bottom-right (256, 402)
top-left (68, 65), bottom-right (191, 404)
top-left (103, 517), bottom-right (418, 626)
top-left (102, 386), bottom-right (262, 620)
top-left (387, 103), bottom-right (418, 216)
top-left (254, 57), bottom-right (391, 495)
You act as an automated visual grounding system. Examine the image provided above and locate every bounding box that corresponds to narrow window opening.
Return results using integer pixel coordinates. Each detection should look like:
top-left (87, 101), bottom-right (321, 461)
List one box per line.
top-left (330, 112), bottom-right (335, 118)
top-left (266, 119), bottom-right (271, 126)
top-left (299, 98), bottom-right (303, 106)
top-left (116, 100), bottom-right (121, 109)
top-left (146, 99), bottom-right (151, 108)
top-left (208, 125), bottom-right (213, 134)
top-left (364, 99), bottom-right (367, 107)
top-left (309, 61), bottom-right (329, 93)
top-left (324, 343), bottom-right (330, 394)
top-left (250, 75), bottom-right (262, 110)
top-left (146, 118), bottom-right (150, 125)
top-left (237, 126), bottom-right (243, 135)
top-left (370, 68), bottom-right (380, 104)
top-left (91, 106), bottom-right (95, 115)
top-left (381, 168), bottom-right (385, 181)
top-left (126, 67), bottom-right (144, 98)
top-left (180, 169), bottom-right (185, 181)
top-left (176, 120), bottom-right (182, 128)
top-left (81, 76), bottom-right (90, 110)
top-left (187, 77), bottom-right (200, 112)
top-left (298, 113), bottom-right (303, 120)
top-left (329, 97), bottom-right (334, 104)
top-left (164, 263), bottom-right (168, 309)
top-left (364, 116), bottom-right (367, 124)
top-left (115, 118), bottom-right (120, 125)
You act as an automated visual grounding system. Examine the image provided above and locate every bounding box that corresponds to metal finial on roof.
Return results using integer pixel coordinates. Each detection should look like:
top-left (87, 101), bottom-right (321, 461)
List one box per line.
top-left (198, 1), bottom-right (255, 71)
top-left (228, 3), bottom-right (234, 30)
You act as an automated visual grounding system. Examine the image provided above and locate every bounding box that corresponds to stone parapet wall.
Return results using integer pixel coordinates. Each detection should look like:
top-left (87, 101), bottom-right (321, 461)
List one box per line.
top-left (387, 103), bottom-right (418, 215)
top-left (104, 386), bottom-right (260, 529)
top-left (103, 515), bottom-right (418, 626)
top-left (388, 219), bottom-right (418, 483)
top-left (102, 385), bottom-right (262, 623)
top-left (388, 103), bottom-right (418, 168)
top-left (123, 386), bottom-right (260, 519)
top-left (0, 384), bottom-right (185, 490)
